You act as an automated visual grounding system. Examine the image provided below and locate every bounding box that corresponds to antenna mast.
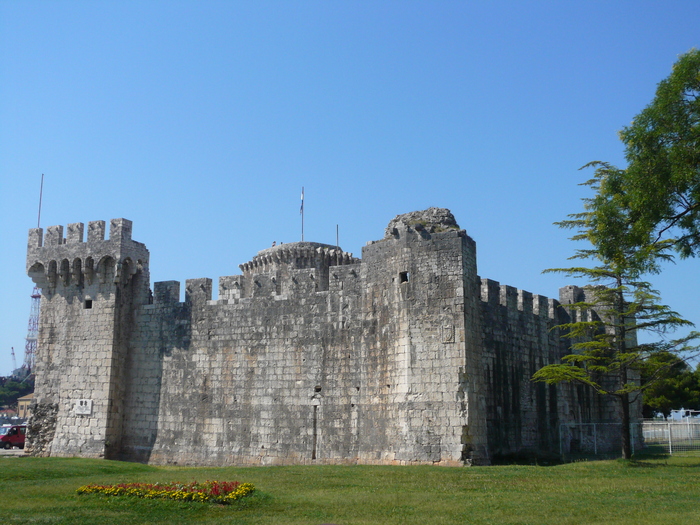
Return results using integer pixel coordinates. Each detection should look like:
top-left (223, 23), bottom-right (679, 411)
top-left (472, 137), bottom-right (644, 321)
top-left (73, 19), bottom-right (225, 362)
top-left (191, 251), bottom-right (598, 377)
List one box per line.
top-left (19, 174), bottom-right (45, 379)
top-left (23, 287), bottom-right (41, 374)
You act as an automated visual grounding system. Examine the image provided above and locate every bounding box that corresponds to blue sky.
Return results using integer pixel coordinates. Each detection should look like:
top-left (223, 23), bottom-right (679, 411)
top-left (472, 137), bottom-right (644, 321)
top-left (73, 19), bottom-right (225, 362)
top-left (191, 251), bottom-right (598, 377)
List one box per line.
top-left (1, 1), bottom-right (699, 376)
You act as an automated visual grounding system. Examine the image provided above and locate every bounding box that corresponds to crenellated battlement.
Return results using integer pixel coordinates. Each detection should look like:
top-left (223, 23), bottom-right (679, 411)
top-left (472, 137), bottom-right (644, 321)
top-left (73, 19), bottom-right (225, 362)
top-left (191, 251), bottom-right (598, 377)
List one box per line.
top-left (231, 241), bottom-right (360, 298)
top-left (27, 218), bottom-right (134, 249)
top-left (26, 218), bottom-right (149, 292)
top-left (151, 260), bottom-right (363, 306)
top-left (480, 278), bottom-right (560, 319)
top-left (238, 242), bottom-right (358, 273)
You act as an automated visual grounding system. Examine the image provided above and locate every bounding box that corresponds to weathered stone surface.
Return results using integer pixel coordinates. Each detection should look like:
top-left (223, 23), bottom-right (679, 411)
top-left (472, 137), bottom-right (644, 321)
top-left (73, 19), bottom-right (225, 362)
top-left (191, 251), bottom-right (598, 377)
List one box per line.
top-left (25, 402), bottom-right (58, 456)
top-left (384, 207), bottom-right (460, 238)
top-left (25, 209), bottom-right (635, 466)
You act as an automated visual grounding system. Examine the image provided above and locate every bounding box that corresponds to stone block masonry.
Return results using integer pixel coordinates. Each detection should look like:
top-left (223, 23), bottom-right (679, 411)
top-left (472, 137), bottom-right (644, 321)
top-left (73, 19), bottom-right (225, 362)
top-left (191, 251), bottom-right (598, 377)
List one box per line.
top-left (25, 208), bottom-right (630, 465)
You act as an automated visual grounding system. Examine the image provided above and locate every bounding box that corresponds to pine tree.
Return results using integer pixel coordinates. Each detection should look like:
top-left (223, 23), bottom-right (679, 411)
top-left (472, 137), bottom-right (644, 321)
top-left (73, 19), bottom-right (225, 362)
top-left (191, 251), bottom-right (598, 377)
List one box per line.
top-left (533, 163), bottom-right (699, 459)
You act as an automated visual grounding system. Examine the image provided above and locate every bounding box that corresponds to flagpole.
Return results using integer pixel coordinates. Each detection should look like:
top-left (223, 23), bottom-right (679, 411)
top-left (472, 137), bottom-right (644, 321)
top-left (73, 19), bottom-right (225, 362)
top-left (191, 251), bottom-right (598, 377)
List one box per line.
top-left (37, 173), bottom-right (44, 229)
top-left (300, 187), bottom-right (305, 242)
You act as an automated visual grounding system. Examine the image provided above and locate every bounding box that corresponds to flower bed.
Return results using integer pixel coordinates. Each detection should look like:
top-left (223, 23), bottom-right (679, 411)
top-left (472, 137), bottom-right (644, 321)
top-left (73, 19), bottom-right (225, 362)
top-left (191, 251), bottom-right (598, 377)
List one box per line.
top-left (76, 480), bottom-right (255, 504)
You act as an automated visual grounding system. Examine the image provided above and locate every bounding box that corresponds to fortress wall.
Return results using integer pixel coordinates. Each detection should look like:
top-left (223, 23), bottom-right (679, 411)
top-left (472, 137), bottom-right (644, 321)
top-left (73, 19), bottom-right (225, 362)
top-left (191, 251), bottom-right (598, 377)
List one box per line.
top-left (479, 281), bottom-right (636, 459)
top-left (479, 279), bottom-right (567, 459)
top-left (556, 286), bottom-right (621, 424)
top-left (119, 227), bottom-right (485, 466)
top-left (121, 273), bottom-right (365, 466)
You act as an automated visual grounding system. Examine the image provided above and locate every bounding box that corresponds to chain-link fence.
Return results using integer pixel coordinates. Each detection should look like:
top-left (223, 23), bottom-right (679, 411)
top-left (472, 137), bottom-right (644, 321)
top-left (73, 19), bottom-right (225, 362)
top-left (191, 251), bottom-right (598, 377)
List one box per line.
top-left (558, 420), bottom-right (700, 461)
top-left (641, 419), bottom-right (700, 456)
top-left (559, 422), bottom-right (632, 461)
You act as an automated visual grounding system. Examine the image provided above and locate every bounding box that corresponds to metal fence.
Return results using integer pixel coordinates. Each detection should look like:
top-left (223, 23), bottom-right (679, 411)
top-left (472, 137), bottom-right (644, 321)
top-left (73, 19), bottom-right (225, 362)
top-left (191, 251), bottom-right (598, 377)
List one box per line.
top-left (641, 420), bottom-right (700, 456)
top-left (559, 422), bottom-right (629, 461)
top-left (558, 420), bottom-right (700, 461)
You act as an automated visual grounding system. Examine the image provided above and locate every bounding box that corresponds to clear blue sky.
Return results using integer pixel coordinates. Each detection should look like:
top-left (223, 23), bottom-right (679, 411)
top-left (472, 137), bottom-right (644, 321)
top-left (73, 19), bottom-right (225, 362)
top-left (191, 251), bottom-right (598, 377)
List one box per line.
top-left (1, 1), bottom-right (698, 376)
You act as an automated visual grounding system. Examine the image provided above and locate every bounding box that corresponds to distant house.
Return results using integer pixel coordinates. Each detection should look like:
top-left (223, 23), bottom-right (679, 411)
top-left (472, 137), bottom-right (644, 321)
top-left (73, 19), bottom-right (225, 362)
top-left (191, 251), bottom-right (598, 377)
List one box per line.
top-left (17, 393), bottom-right (34, 419)
top-left (0, 408), bottom-right (16, 420)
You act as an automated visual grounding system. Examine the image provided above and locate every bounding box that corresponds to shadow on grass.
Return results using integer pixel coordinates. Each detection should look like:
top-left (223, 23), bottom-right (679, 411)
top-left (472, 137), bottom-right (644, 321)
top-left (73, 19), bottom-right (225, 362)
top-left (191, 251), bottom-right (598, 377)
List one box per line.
top-left (623, 459), bottom-right (667, 468)
top-left (489, 451), bottom-right (563, 467)
top-left (492, 447), bottom-right (700, 468)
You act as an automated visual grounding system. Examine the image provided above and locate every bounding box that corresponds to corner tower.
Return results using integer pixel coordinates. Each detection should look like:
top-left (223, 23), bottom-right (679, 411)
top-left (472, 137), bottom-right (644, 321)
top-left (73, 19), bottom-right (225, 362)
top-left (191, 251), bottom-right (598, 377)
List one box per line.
top-left (26, 219), bottom-right (150, 458)
top-left (360, 208), bottom-right (489, 465)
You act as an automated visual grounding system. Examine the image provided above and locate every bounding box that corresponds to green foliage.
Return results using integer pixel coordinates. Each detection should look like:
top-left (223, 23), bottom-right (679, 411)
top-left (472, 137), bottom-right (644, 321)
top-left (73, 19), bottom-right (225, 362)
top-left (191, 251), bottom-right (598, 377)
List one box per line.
top-left (537, 51), bottom-right (700, 446)
top-left (614, 49), bottom-right (700, 256)
top-left (640, 352), bottom-right (700, 417)
top-left (0, 378), bottom-right (33, 409)
top-left (535, 162), bottom-right (699, 458)
top-left (2, 457), bottom-right (700, 524)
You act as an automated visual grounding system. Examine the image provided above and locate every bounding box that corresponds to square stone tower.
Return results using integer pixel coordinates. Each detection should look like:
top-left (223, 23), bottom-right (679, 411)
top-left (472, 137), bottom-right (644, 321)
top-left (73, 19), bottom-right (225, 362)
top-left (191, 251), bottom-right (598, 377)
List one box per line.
top-left (26, 219), bottom-right (149, 458)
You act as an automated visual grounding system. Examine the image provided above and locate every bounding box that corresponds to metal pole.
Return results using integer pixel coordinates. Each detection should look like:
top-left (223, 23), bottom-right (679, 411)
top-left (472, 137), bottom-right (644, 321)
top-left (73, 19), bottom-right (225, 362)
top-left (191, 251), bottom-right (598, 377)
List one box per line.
top-left (559, 424), bottom-right (563, 461)
top-left (37, 174), bottom-right (44, 229)
top-left (631, 422), bottom-right (634, 456)
top-left (593, 423), bottom-right (597, 456)
top-left (301, 187), bottom-right (304, 242)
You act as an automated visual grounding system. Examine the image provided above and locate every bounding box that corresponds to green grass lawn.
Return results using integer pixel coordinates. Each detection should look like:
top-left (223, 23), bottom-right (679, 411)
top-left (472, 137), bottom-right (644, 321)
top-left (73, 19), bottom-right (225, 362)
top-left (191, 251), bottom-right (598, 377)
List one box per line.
top-left (1, 455), bottom-right (699, 525)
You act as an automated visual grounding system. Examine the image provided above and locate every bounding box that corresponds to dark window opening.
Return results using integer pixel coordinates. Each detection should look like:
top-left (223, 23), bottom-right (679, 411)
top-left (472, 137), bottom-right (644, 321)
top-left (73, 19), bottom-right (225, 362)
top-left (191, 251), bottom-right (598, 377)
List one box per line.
top-left (399, 271), bottom-right (410, 283)
top-left (85, 299), bottom-right (93, 309)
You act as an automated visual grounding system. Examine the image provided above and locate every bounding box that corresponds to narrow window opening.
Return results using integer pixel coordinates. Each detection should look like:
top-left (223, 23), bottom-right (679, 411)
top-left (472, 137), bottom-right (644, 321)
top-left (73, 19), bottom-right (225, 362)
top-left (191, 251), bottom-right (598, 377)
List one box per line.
top-left (84, 299), bottom-right (93, 309)
top-left (399, 271), bottom-right (410, 283)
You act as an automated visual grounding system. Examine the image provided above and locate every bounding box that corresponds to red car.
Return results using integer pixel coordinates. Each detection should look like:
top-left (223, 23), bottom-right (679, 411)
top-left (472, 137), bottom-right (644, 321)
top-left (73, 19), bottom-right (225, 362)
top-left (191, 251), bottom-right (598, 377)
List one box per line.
top-left (0, 425), bottom-right (26, 449)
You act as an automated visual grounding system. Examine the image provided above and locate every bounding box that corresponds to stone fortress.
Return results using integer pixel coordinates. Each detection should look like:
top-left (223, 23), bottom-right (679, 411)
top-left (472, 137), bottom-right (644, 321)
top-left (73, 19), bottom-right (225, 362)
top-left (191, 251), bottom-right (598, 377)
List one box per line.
top-left (25, 208), bottom-right (627, 466)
